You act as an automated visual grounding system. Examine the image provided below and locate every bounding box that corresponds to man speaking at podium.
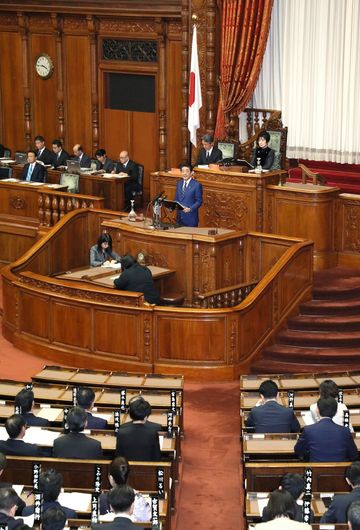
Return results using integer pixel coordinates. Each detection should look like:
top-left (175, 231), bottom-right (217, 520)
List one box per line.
top-left (174, 162), bottom-right (203, 227)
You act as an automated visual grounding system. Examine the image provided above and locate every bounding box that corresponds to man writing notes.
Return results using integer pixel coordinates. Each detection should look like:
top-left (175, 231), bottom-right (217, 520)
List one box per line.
top-left (34, 135), bottom-right (53, 165)
top-left (196, 134), bottom-right (223, 165)
top-left (72, 144), bottom-right (91, 168)
top-left (20, 150), bottom-right (46, 182)
top-left (174, 162), bottom-right (203, 227)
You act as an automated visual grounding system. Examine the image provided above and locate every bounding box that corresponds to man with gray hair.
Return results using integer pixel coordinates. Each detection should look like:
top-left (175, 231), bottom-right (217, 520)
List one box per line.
top-left (196, 134), bottom-right (223, 165)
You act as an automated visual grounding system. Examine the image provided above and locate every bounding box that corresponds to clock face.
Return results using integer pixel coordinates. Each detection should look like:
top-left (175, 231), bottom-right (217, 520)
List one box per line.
top-left (35, 54), bottom-right (54, 79)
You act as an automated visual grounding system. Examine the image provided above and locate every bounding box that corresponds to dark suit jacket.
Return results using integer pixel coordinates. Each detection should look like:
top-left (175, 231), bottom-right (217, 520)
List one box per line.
top-left (36, 147), bottom-right (53, 165)
top-left (174, 178), bottom-right (203, 227)
top-left (294, 418), bottom-right (358, 462)
top-left (251, 146), bottom-right (275, 170)
top-left (86, 411), bottom-right (108, 430)
top-left (52, 149), bottom-right (70, 168)
top-left (262, 501), bottom-right (314, 523)
top-left (96, 157), bottom-right (114, 173)
top-left (0, 512), bottom-right (24, 529)
top-left (20, 162), bottom-right (46, 182)
top-left (92, 516), bottom-right (141, 530)
top-left (196, 146), bottom-right (223, 165)
top-left (23, 499), bottom-right (78, 519)
top-left (321, 487), bottom-right (360, 523)
top-left (0, 438), bottom-right (42, 457)
top-left (114, 160), bottom-right (139, 199)
top-left (53, 432), bottom-right (103, 459)
top-left (23, 411), bottom-right (50, 427)
top-left (115, 422), bottom-right (161, 462)
top-left (114, 263), bottom-right (160, 305)
top-left (77, 153), bottom-right (92, 168)
top-left (245, 400), bottom-right (300, 434)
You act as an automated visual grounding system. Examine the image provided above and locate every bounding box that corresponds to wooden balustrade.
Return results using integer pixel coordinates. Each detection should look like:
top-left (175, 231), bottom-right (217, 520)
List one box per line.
top-left (198, 281), bottom-right (258, 308)
top-left (38, 190), bottom-right (104, 227)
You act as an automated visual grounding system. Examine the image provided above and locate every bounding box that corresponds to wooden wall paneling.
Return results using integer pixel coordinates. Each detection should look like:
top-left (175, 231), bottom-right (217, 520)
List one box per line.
top-left (52, 300), bottom-right (91, 349)
top-left (19, 290), bottom-right (50, 339)
top-left (1, 278), bottom-right (17, 330)
top-left (52, 13), bottom-right (65, 144)
top-left (132, 110), bottom-right (158, 202)
top-left (157, 20), bottom-right (167, 171)
top-left (0, 18), bottom-right (25, 152)
top-left (18, 12), bottom-right (32, 150)
top-left (181, 0), bottom-right (190, 162)
top-left (63, 28), bottom-right (92, 156)
top-left (29, 25), bottom-right (58, 143)
top-left (336, 194), bottom-right (360, 268)
top-left (0, 224), bottom-right (38, 266)
top-left (101, 108), bottom-right (131, 161)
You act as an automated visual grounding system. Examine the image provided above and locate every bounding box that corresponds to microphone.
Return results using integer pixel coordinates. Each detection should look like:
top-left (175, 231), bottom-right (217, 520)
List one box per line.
top-left (152, 192), bottom-right (165, 204)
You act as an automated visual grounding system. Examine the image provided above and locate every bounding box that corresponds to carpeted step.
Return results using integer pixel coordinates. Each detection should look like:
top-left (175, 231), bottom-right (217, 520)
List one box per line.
top-left (277, 329), bottom-right (360, 347)
top-left (312, 279), bottom-right (360, 300)
top-left (287, 314), bottom-right (360, 331)
top-left (300, 299), bottom-right (360, 316)
top-left (260, 343), bottom-right (360, 363)
top-left (251, 358), bottom-right (357, 374)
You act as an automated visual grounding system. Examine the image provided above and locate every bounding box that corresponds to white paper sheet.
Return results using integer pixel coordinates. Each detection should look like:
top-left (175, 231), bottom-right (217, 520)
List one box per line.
top-left (36, 407), bottom-right (63, 421)
top-left (12, 484), bottom-right (24, 496)
top-left (23, 427), bottom-right (60, 445)
top-left (58, 492), bottom-right (91, 512)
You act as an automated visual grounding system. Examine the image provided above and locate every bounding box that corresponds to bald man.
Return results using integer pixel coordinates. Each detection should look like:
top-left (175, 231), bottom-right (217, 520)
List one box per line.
top-left (72, 144), bottom-right (91, 168)
top-left (113, 151), bottom-right (139, 210)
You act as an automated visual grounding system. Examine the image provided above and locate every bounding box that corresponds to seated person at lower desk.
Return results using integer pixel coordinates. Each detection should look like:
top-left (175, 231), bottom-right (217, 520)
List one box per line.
top-left (52, 406), bottom-right (103, 459)
top-left (0, 453), bottom-right (25, 515)
top-left (20, 150), bottom-right (46, 182)
top-left (0, 487), bottom-right (25, 530)
top-left (174, 162), bottom-right (203, 227)
top-left (112, 150), bottom-right (139, 209)
top-left (76, 386), bottom-right (108, 430)
top-left (294, 396), bottom-right (358, 462)
top-left (245, 379), bottom-right (300, 433)
top-left (42, 507), bottom-right (67, 530)
top-left (22, 468), bottom-right (77, 520)
top-left (0, 414), bottom-right (42, 457)
top-left (251, 130), bottom-right (275, 170)
top-left (93, 485), bottom-right (142, 530)
top-left (321, 462), bottom-right (360, 524)
top-left (114, 255), bottom-right (160, 305)
top-left (14, 388), bottom-right (50, 427)
top-left (95, 148), bottom-right (114, 173)
top-left (72, 143), bottom-right (91, 168)
top-left (90, 233), bottom-right (121, 267)
top-left (254, 489), bottom-right (311, 530)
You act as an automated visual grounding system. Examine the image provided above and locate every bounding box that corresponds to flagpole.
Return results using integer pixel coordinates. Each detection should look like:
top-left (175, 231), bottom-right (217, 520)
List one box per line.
top-left (187, 14), bottom-right (202, 164)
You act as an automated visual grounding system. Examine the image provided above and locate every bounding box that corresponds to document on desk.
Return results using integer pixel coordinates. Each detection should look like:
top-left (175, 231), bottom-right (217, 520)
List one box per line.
top-left (16, 515), bottom-right (34, 526)
top-left (1, 178), bottom-right (19, 182)
top-left (24, 427), bottom-right (60, 445)
top-left (58, 492), bottom-right (91, 512)
top-left (12, 484), bottom-right (24, 496)
top-left (36, 407), bottom-right (63, 421)
top-left (101, 262), bottom-right (121, 269)
top-left (0, 426), bottom-right (7, 440)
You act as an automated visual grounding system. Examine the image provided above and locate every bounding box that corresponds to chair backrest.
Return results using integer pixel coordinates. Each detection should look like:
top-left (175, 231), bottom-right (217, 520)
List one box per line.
top-left (0, 166), bottom-right (12, 179)
top-left (3, 148), bottom-right (11, 158)
top-left (60, 172), bottom-right (80, 193)
top-left (136, 163), bottom-right (144, 194)
top-left (217, 140), bottom-right (239, 160)
top-left (264, 126), bottom-right (287, 169)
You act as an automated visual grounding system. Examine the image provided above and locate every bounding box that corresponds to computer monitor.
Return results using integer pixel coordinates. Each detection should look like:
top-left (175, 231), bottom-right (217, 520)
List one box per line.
top-left (66, 159), bottom-right (81, 173)
top-left (0, 167), bottom-right (12, 179)
top-left (15, 152), bottom-right (27, 165)
top-left (60, 173), bottom-right (80, 194)
top-left (217, 142), bottom-right (235, 160)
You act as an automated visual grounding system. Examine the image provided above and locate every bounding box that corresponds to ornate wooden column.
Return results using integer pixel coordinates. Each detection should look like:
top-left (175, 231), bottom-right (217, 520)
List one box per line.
top-left (87, 15), bottom-right (99, 153)
top-left (51, 13), bottom-right (65, 144)
top-left (181, 0), bottom-right (190, 161)
top-left (157, 18), bottom-right (167, 171)
top-left (18, 12), bottom-right (31, 149)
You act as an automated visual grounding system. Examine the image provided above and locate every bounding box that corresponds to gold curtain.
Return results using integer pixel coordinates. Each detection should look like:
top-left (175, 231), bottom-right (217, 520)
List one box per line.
top-left (215, 0), bottom-right (273, 138)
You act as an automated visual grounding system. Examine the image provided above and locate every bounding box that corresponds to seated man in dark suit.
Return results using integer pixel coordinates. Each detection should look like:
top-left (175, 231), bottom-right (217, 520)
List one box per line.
top-left (115, 396), bottom-right (161, 462)
top-left (321, 462), bottom-right (360, 523)
top-left (114, 255), bottom-right (160, 305)
top-left (22, 468), bottom-right (77, 519)
top-left (196, 134), bottom-right (223, 165)
top-left (14, 388), bottom-right (50, 427)
top-left (0, 414), bottom-right (42, 456)
top-left (92, 485), bottom-right (142, 530)
top-left (51, 139), bottom-right (70, 169)
top-left (42, 506), bottom-right (67, 530)
top-left (76, 387), bottom-right (108, 430)
top-left (348, 500), bottom-right (360, 530)
top-left (250, 130), bottom-right (275, 170)
top-left (245, 379), bottom-right (300, 433)
top-left (0, 487), bottom-right (25, 529)
top-left (53, 406), bottom-right (103, 459)
top-left (34, 135), bottom-right (53, 165)
top-left (295, 397), bottom-right (358, 462)
top-left (112, 151), bottom-right (139, 209)
top-left (20, 150), bottom-right (46, 182)
top-left (72, 144), bottom-right (91, 168)
top-left (0, 453), bottom-right (25, 514)
top-left (95, 148), bottom-right (114, 173)
top-left (262, 473), bottom-right (314, 523)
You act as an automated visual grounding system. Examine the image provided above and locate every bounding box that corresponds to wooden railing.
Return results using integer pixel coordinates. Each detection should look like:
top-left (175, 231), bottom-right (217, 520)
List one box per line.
top-left (198, 281), bottom-right (258, 308)
top-left (38, 190), bottom-right (104, 227)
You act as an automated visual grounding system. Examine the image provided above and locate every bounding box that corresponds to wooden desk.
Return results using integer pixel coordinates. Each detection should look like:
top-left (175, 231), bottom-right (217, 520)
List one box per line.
top-left (240, 389), bottom-right (360, 410)
top-left (150, 167), bottom-right (285, 231)
top-left (240, 372), bottom-right (360, 391)
top-left (102, 218), bottom-right (243, 305)
top-left (11, 164), bottom-right (129, 211)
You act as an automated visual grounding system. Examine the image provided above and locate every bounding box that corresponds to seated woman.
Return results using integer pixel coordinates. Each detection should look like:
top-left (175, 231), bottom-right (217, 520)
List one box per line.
top-left (114, 255), bottom-right (160, 305)
top-left (99, 456), bottom-right (151, 522)
top-left (254, 489), bottom-right (311, 529)
top-left (90, 233), bottom-right (121, 267)
top-left (308, 379), bottom-right (353, 430)
top-left (251, 130), bottom-right (275, 170)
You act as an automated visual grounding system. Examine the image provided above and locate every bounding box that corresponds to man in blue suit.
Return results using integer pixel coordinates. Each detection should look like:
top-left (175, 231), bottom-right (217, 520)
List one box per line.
top-left (174, 162), bottom-right (203, 227)
top-left (321, 462), bottom-right (360, 523)
top-left (76, 386), bottom-right (108, 430)
top-left (20, 150), bottom-right (46, 182)
top-left (294, 397), bottom-right (358, 462)
top-left (245, 379), bottom-right (300, 433)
